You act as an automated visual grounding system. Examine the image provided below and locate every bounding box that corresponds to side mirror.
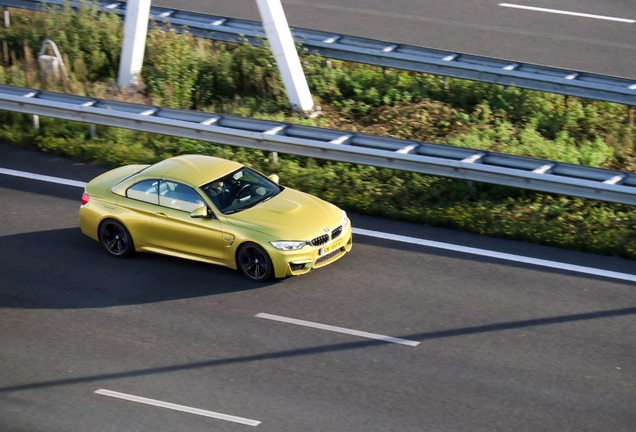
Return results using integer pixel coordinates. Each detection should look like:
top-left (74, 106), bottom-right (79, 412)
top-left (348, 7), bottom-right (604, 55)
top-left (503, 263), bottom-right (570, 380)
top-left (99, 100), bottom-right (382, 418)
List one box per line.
top-left (268, 174), bottom-right (279, 184)
top-left (191, 206), bottom-right (213, 219)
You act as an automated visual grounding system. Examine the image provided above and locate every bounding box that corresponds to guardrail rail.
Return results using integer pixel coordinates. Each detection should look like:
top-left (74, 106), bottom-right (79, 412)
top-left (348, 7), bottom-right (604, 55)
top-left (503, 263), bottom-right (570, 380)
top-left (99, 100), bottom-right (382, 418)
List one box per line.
top-left (1, 83), bottom-right (635, 205)
top-left (2, 0), bottom-right (636, 108)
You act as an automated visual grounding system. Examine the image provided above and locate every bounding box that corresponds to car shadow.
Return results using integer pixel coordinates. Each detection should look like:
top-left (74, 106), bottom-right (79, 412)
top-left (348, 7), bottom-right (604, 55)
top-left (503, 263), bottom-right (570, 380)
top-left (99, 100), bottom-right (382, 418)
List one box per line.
top-left (0, 228), bottom-right (278, 309)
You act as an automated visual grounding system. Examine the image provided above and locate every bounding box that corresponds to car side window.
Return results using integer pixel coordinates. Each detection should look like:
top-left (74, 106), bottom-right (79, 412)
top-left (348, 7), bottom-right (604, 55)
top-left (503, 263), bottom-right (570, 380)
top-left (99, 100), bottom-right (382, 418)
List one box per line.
top-left (126, 180), bottom-right (159, 204)
top-left (159, 181), bottom-right (206, 213)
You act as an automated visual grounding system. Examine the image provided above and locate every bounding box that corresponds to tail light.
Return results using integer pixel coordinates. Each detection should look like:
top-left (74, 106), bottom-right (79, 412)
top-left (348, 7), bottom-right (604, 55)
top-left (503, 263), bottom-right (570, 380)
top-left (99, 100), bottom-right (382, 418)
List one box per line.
top-left (81, 193), bottom-right (90, 205)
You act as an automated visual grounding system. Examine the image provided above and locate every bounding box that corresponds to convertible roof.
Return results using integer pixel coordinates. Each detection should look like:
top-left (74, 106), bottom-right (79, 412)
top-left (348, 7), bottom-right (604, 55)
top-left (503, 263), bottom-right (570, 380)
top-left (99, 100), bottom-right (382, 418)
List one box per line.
top-left (141, 155), bottom-right (243, 186)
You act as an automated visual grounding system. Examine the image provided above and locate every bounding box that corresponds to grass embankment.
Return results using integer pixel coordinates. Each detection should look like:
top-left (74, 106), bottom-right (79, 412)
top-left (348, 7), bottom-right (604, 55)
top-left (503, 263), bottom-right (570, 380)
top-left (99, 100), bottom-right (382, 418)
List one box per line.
top-left (1, 3), bottom-right (635, 259)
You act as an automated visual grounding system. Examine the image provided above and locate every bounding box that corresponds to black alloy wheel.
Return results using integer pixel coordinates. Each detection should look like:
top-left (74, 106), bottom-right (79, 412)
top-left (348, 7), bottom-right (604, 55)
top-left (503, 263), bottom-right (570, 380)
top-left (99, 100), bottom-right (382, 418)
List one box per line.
top-left (237, 243), bottom-right (273, 282)
top-left (99, 219), bottom-right (134, 258)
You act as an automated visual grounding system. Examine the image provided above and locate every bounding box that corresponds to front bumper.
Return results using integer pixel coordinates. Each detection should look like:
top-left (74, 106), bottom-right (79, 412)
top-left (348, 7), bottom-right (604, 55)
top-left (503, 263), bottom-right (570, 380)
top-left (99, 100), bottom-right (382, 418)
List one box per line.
top-left (270, 222), bottom-right (353, 278)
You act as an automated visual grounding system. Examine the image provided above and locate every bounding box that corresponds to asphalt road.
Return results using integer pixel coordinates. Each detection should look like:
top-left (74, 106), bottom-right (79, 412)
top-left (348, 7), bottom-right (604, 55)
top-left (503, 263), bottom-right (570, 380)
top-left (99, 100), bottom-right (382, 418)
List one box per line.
top-left (1, 143), bottom-right (635, 431)
top-left (144, 0), bottom-right (636, 80)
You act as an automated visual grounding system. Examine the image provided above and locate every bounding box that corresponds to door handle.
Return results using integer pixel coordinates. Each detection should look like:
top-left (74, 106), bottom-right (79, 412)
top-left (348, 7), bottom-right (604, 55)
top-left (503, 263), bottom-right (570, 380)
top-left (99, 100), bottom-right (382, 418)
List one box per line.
top-left (155, 212), bottom-right (168, 217)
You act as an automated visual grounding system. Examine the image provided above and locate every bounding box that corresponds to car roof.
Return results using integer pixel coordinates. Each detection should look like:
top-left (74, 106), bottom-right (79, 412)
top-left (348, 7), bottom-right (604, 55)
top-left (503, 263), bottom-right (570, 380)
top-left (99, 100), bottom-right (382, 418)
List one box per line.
top-left (140, 155), bottom-right (243, 186)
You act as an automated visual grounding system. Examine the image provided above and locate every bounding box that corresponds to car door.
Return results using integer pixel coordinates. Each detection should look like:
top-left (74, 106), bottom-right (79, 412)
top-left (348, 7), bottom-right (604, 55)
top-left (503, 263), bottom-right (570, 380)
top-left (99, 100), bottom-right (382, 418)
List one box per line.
top-left (150, 180), bottom-right (225, 260)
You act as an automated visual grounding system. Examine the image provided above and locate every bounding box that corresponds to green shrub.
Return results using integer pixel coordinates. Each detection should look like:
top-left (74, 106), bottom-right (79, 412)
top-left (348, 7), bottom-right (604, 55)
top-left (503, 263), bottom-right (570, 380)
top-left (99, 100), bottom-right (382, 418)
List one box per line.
top-left (143, 27), bottom-right (200, 108)
top-left (0, 1), bottom-right (122, 81)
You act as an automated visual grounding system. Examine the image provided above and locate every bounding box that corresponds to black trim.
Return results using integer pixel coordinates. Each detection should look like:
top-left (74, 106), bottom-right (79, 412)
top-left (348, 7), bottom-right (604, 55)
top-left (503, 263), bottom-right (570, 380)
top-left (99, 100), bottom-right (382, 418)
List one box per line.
top-left (314, 248), bottom-right (343, 265)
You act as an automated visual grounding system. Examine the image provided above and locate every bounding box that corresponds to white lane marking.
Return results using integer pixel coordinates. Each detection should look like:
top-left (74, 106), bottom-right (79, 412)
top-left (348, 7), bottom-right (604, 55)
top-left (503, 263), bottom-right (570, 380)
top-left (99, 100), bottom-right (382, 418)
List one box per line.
top-left (499, 3), bottom-right (635, 23)
top-left (0, 167), bottom-right (87, 188)
top-left (256, 313), bottom-right (420, 346)
top-left (95, 389), bottom-right (261, 426)
top-left (353, 228), bottom-right (636, 283)
top-left (2, 167), bottom-right (635, 283)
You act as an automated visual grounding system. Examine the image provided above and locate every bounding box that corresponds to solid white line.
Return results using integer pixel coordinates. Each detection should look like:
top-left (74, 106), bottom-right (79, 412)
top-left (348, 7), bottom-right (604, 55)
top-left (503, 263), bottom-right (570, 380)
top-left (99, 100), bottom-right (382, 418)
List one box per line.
top-left (94, 389), bottom-right (261, 426)
top-left (499, 3), bottom-right (635, 23)
top-left (2, 167), bottom-right (635, 283)
top-left (0, 167), bottom-right (87, 188)
top-left (256, 313), bottom-right (420, 346)
top-left (353, 228), bottom-right (636, 283)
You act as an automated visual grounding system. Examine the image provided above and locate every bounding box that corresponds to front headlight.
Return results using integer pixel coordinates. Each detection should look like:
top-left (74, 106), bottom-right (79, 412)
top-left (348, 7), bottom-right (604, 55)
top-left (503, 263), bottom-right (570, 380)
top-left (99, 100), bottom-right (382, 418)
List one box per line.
top-left (270, 241), bottom-right (307, 251)
top-left (342, 210), bottom-right (348, 227)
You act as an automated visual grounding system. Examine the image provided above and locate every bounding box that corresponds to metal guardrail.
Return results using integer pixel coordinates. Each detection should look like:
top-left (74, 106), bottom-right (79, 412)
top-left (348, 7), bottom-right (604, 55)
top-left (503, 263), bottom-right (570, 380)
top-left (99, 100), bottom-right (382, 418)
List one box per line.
top-left (2, 0), bottom-right (636, 106)
top-left (1, 83), bottom-right (635, 205)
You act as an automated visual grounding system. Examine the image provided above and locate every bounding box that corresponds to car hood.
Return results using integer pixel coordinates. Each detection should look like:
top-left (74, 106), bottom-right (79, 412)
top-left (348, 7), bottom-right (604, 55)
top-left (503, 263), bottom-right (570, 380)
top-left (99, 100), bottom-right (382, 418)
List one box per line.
top-left (224, 188), bottom-right (342, 239)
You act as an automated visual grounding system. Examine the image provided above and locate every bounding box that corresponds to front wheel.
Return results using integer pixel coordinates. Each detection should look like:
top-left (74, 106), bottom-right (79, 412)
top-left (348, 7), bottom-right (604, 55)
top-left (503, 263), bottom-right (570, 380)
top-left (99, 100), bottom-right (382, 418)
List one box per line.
top-left (237, 243), bottom-right (273, 282)
top-left (99, 219), bottom-right (134, 258)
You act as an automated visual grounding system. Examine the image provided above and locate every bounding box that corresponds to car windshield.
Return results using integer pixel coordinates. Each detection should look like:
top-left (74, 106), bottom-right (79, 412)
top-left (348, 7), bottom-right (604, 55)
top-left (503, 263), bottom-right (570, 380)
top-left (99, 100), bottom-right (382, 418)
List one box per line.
top-left (200, 167), bottom-right (283, 214)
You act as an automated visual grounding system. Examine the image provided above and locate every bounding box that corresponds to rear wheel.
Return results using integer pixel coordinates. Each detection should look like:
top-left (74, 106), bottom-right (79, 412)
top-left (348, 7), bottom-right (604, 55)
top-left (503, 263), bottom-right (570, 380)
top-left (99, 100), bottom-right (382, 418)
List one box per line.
top-left (99, 219), bottom-right (134, 258)
top-left (237, 243), bottom-right (273, 282)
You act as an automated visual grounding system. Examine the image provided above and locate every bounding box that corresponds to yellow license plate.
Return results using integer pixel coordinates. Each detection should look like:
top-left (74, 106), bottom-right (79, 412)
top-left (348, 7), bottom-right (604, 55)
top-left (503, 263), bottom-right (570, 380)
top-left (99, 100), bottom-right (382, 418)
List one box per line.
top-left (320, 237), bottom-right (343, 255)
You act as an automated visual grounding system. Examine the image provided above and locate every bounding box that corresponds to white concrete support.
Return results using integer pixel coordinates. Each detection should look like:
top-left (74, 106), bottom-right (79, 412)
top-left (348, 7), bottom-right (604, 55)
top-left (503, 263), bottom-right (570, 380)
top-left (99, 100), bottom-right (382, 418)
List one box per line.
top-left (118, 0), bottom-right (151, 89)
top-left (255, 0), bottom-right (314, 112)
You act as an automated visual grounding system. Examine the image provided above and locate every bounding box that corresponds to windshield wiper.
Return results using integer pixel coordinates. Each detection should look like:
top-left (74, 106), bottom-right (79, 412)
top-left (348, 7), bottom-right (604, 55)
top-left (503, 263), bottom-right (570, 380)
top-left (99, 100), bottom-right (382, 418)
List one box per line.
top-left (250, 195), bottom-right (274, 208)
top-left (258, 196), bottom-right (274, 205)
top-left (236, 195), bottom-right (274, 212)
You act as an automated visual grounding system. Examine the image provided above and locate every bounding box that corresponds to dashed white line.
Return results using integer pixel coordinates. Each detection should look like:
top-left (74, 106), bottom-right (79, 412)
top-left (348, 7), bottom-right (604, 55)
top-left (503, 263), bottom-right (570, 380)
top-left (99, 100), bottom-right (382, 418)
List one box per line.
top-left (95, 389), bottom-right (261, 426)
top-left (499, 3), bottom-right (635, 23)
top-left (2, 167), bottom-right (635, 283)
top-left (0, 167), bottom-right (87, 188)
top-left (353, 228), bottom-right (636, 283)
top-left (256, 313), bottom-right (420, 346)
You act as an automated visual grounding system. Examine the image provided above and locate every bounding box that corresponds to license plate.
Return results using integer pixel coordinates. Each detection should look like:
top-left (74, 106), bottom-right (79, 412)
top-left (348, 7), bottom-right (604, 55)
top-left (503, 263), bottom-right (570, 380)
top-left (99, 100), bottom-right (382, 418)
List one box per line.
top-left (320, 237), bottom-right (344, 255)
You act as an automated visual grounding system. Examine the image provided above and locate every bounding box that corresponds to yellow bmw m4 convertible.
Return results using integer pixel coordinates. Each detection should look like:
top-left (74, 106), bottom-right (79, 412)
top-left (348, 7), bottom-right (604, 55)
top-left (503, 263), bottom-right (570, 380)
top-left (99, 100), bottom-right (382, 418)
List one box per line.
top-left (79, 155), bottom-right (352, 281)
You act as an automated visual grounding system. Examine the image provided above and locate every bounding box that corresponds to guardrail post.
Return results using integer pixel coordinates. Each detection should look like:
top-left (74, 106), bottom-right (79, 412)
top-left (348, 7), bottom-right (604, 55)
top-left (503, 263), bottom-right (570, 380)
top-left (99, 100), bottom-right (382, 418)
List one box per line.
top-left (33, 115), bottom-right (39, 130)
top-left (118, 0), bottom-right (151, 89)
top-left (3, 7), bottom-right (9, 28)
top-left (255, 0), bottom-right (315, 113)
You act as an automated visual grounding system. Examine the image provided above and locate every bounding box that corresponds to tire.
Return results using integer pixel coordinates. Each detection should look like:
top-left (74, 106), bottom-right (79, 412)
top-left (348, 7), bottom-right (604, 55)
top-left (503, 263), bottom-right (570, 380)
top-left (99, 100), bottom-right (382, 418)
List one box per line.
top-left (237, 243), bottom-right (273, 282)
top-left (99, 219), bottom-right (134, 258)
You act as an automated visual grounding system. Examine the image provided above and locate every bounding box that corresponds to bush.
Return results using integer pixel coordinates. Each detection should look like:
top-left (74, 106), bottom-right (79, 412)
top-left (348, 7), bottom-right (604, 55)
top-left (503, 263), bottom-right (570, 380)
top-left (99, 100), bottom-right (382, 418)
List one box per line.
top-left (0, 4), bottom-right (634, 260)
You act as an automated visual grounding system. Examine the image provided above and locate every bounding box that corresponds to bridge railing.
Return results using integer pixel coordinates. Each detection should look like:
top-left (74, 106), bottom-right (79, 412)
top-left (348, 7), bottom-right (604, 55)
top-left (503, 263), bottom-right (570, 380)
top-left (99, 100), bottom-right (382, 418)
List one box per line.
top-left (1, 83), bottom-right (635, 205)
top-left (2, 0), bottom-right (636, 109)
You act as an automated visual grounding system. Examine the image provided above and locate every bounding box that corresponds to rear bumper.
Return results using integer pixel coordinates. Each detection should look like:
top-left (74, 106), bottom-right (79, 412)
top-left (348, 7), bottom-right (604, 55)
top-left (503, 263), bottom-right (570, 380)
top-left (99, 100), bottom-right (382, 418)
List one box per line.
top-left (79, 203), bottom-right (102, 241)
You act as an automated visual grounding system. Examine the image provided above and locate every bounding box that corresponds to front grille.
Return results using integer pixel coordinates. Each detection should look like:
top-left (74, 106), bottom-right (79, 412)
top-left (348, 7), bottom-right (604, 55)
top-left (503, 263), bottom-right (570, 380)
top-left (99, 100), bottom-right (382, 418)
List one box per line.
top-left (331, 225), bottom-right (342, 239)
top-left (314, 248), bottom-right (342, 266)
top-left (311, 225), bottom-right (343, 247)
top-left (311, 234), bottom-right (329, 247)
top-left (290, 263), bottom-right (306, 271)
